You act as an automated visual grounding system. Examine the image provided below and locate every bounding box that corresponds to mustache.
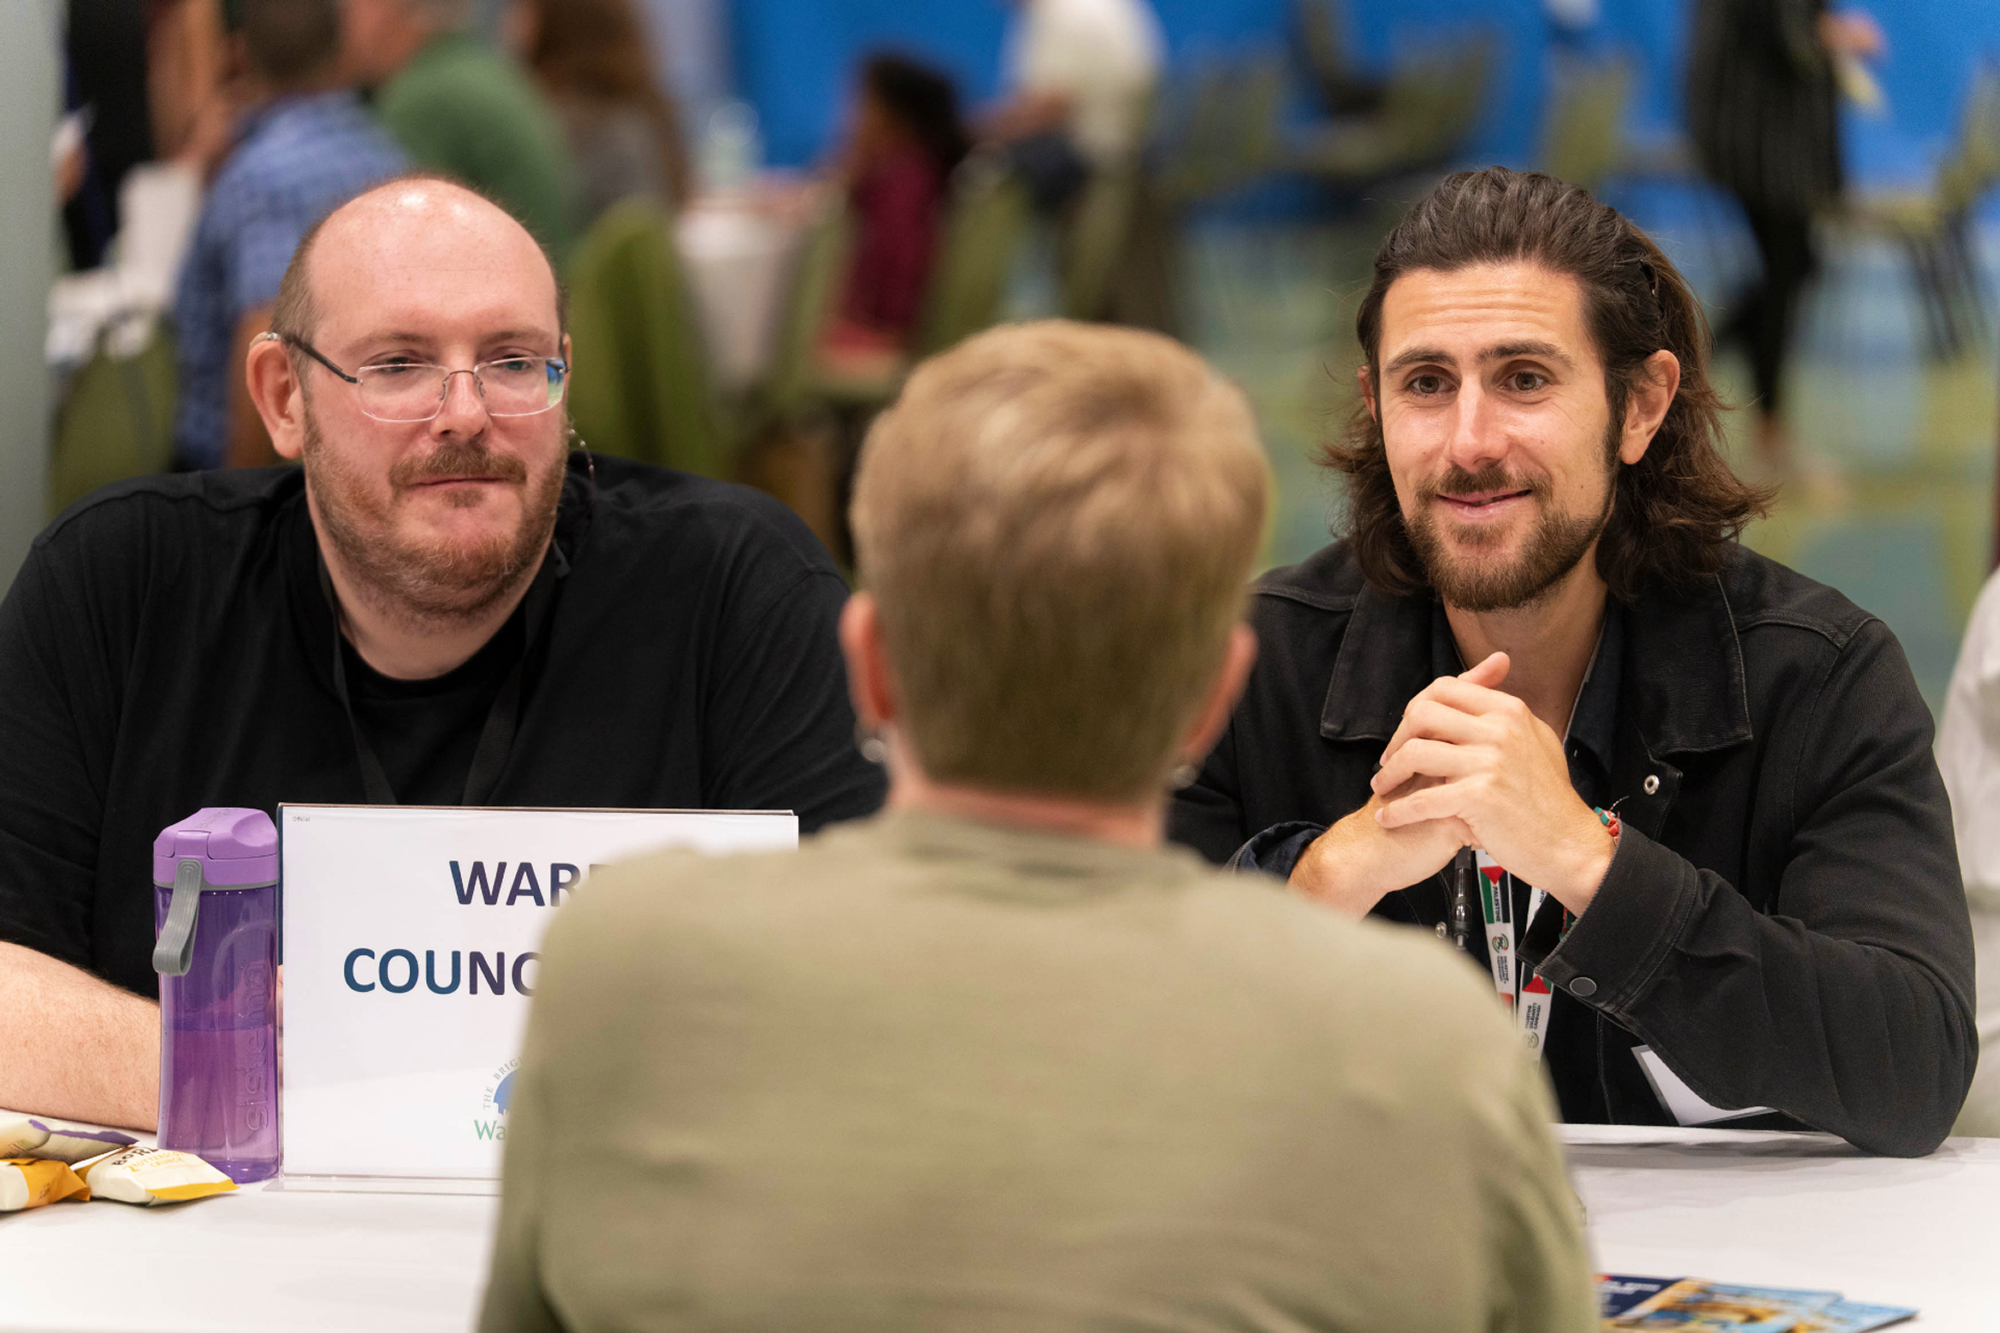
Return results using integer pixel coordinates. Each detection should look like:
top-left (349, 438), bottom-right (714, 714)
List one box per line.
top-left (1418, 463), bottom-right (1549, 502)
top-left (389, 442), bottom-right (529, 489)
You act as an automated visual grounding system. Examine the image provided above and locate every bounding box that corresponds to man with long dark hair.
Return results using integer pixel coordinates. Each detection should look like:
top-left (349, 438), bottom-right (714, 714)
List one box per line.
top-left (1171, 167), bottom-right (1975, 1157)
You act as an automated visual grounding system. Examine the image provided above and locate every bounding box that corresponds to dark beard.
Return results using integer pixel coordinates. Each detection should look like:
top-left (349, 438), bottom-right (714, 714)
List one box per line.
top-left (303, 407), bottom-right (565, 626)
top-left (1405, 452), bottom-right (1615, 614)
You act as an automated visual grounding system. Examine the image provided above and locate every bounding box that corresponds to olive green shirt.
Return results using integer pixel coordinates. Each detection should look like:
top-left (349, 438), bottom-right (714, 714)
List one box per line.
top-left (480, 812), bottom-right (1596, 1333)
top-left (374, 33), bottom-right (574, 258)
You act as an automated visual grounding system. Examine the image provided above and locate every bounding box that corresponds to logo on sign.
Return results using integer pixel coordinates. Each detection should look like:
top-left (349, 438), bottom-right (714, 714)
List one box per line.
top-left (476, 1057), bottom-right (521, 1141)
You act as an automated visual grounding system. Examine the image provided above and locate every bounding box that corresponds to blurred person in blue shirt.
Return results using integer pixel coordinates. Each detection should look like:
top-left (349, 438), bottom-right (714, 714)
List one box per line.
top-left (172, 0), bottom-right (405, 470)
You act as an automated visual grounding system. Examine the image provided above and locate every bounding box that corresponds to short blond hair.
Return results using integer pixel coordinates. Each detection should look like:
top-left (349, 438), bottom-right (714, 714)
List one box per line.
top-left (852, 321), bottom-right (1270, 801)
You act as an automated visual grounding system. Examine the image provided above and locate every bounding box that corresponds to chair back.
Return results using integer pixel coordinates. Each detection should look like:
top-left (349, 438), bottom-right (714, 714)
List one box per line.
top-left (1540, 56), bottom-right (1633, 194)
top-left (913, 153), bottom-right (1033, 357)
top-left (761, 199), bottom-right (853, 421)
top-left (1061, 162), bottom-right (1143, 320)
top-left (564, 200), bottom-right (728, 476)
top-left (50, 323), bottom-right (177, 516)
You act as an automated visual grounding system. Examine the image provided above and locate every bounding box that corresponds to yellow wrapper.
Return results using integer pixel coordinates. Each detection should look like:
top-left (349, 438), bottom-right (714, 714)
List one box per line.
top-left (0, 1157), bottom-right (91, 1211)
top-left (79, 1146), bottom-right (237, 1206)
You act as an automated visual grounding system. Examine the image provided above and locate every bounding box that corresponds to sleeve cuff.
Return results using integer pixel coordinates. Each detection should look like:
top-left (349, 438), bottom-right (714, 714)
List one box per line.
top-left (1534, 824), bottom-right (1699, 1016)
top-left (1228, 822), bottom-right (1326, 879)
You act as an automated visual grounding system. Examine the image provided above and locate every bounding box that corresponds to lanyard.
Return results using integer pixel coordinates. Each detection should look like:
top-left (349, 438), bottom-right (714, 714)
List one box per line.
top-left (1462, 848), bottom-right (1567, 1058)
top-left (319, 553), bottom-right (560, 807)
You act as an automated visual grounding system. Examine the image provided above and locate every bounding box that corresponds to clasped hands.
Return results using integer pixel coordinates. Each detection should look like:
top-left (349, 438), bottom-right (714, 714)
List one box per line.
top-left (1288, 652), bottom-right (1614, 919)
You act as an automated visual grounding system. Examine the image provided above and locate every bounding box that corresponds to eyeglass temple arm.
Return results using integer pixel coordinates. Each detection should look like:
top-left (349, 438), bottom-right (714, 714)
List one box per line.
top-left (256, 331), bottom-right (360, 385)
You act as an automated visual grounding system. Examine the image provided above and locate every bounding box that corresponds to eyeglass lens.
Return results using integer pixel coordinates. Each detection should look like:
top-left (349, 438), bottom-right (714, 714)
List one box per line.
top-left (354, 359), bottom-right (568, 422)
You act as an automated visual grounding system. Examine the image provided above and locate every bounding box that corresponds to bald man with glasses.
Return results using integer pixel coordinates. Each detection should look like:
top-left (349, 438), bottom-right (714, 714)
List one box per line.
top-left (0, 175), bottom-right (885, 1131)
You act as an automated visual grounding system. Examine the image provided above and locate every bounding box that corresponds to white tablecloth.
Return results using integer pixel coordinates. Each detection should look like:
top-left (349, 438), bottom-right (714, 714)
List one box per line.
top-left (674, 200), bottom-right (807, 392)
top-left (1569, 1124), bottom-right (2000, 1330)
top-left (4, 1125), bottom-right (1996, 1331)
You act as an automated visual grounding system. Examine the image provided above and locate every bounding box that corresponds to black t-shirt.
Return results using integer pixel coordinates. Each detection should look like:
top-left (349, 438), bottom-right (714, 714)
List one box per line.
top-left (341, 606), bottom-right (523, 807)
top-left (0, 455), bottom-right (887, 997)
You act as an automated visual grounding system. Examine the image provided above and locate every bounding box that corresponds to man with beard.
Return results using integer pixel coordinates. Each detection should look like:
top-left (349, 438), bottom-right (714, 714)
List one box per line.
top-left (1170, 167), bottom-right (1976, 1157)
top-left (0, 175), bottom-right (885, 1130)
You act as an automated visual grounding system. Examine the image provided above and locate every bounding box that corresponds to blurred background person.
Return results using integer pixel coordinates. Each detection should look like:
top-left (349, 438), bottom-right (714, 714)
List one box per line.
top-left (1687, 0), bottom-right (1884, 470)
top-left (340, 0), bottom-right (573, 256)
top-left (1940, 569), bottom-right (2000, 1138)
top-left (62, 0), bottom-right (153, 271)
top-left (170, 0), bottom-right (405, 469)
top-left (823, 52), bottom-right (971, 358)
top-left (984, 0), bottom-right (1163, 214)
top-left (506, 0), bottom-right (691, 232)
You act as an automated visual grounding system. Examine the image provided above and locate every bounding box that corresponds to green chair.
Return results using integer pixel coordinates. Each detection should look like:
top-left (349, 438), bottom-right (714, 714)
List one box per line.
top-left (1539, 56), bottom-right (1634, 195)
top-left (1840, 61), bottom-right (2000, 360)
top-left (1286, 37), bottom-right (1494, 187)
top-left (757, 199), bottom-right (854, 425)
top-left (913, 153), bottom-right (1035, 358)
top-left (49, 322), bottom-right (178, 517)
top-left (564, 200), bottom-right (728, 476)
top-left (1060, 162), bottom-right (1143, 322)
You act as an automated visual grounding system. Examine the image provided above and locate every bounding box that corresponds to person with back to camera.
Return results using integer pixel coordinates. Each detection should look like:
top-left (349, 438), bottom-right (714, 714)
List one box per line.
top-left (0, 174), bottom-right (884, 1132)
top-left (477, 320), bottom-right (1596, 1333)
top-left (1171, 166), bottom-right (1976, 1158)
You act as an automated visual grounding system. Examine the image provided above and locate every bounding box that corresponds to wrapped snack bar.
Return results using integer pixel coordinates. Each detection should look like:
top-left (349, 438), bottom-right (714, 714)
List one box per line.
top-left (0, 1113), bottom-right (138, 1164)
top-left (80, 1146), bottom-right (237, 1206)
top-left (0, 1158), bottom-right (90, 1212)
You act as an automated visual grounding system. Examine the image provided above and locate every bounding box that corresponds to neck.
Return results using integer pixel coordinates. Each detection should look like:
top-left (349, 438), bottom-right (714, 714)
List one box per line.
top-left (885, 747), bottom-right (1163, 849)
top-left (1444, 557), bottom-right (1610, 737)
top-left (318, 536), bottom-right (546, 681)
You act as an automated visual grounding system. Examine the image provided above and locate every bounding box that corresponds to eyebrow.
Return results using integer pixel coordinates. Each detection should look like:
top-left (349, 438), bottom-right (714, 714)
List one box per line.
top-left (1381, 340), bottom-right (1577, 376)
top-left (349, 329), bottom-right (557, 355)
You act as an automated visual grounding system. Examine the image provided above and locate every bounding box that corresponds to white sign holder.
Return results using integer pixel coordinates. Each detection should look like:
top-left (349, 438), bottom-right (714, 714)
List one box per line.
top-left (275, 804), bottom-right (797, 1193)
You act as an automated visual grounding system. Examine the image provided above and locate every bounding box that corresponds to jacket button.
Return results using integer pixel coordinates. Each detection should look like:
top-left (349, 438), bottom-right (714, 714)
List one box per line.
top-left (1570, 977), bottom-right (1598, 998)
top-left (1643, 774), bottom-right (1661, 795)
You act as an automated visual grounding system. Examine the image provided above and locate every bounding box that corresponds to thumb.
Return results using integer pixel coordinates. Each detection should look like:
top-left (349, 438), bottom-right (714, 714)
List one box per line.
top-left (1461, 650), bottom-right (1510, 689)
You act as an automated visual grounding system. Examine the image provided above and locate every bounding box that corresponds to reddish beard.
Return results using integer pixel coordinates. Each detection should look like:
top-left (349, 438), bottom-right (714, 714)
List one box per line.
top-left (303, 407), bottom-right (565, 624)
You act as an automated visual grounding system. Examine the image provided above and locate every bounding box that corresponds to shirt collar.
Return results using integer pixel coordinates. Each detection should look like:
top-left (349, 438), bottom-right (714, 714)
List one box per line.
top-left (851, 809), bottom-right (1212, 892)
top-left (1423, 598), bottom-right (1622, 773)
top-left (1320, 571), bottom-right (1751, 758)
top-left (235, 88), bottom-right (364, 141)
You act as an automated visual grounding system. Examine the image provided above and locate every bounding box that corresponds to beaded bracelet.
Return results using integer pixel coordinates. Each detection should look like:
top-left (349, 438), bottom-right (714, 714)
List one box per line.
top-left (1592, 806), bottom-right (1622, 840)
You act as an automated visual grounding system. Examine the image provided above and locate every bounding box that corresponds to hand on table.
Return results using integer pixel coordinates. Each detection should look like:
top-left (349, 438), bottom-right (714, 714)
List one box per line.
top-left (1369, 651), bottom-right (1615, 916)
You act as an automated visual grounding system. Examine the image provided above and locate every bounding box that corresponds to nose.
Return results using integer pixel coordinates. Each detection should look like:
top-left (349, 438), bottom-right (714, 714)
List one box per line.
top-left (1442, 378), bottom-right (1507, 475)
top-left (431, 368), bottom-right (489, 438)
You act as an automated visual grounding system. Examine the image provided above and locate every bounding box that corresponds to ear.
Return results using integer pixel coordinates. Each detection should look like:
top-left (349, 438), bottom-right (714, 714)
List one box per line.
top-left (1176, 624), bottom-right (1258, 774)
top-left (1618, 349), bottom-right (1680, 466)
top-left (1357, 365), bottom-right (1379, 424)
top-left (247, 335), bottom-right (308, 461)
top-left (838, 592), bottom-right (899, 730)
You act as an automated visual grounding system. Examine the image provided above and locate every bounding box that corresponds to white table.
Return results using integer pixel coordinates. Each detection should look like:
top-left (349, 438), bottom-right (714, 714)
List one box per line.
top-left (4, 1125), bottom-right (1996, 1331)
top-left (1570, 1125), bottom-right (2000, 1330)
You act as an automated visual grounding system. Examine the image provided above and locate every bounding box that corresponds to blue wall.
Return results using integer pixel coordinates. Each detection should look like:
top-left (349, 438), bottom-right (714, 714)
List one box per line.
top-left (729, 0), bottom-right (2000, 191)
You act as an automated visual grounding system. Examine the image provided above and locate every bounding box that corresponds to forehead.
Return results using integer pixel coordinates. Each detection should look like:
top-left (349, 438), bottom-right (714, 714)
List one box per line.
top-left (308, 188), bottom-right (560, 347)
top-left (1377, 260), bottom-right (1598, 368)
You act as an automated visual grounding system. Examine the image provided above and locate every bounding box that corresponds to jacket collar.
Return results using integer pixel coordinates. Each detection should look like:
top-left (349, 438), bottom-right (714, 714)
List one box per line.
top-left (1313, 572), bottom-right (1754, 757)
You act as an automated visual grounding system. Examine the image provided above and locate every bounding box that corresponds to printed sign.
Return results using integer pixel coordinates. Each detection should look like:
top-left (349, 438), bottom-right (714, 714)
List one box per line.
top-left (279, 805), bottom-right (797, 1183)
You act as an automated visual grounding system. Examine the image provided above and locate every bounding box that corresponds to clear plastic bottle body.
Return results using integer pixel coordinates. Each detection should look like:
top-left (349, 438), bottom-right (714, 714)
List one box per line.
top-left (153, 882), bottom-right (280, 1182)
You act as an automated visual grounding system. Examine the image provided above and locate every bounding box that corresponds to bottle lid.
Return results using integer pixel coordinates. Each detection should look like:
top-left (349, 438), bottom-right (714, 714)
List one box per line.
top-left (151, 808), bottom-right (279, 888)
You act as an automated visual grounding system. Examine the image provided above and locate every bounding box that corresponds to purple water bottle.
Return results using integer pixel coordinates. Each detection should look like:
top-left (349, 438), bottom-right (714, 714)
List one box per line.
top-left (152, 808), bottom-right (281, 1183)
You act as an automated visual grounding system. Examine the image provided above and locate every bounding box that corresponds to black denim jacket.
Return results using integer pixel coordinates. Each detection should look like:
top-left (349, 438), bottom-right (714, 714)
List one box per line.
top-left (1170, 539), bottom-right (1976, 1157)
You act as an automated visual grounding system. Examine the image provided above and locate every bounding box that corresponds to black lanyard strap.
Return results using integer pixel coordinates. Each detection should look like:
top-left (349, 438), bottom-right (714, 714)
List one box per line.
top-left (319, 553), bottom-right (561, 806)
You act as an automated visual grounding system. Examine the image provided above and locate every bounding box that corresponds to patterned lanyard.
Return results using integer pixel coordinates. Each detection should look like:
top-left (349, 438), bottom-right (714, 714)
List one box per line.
top-left (1471, 852), bottom-right (1574, 1057)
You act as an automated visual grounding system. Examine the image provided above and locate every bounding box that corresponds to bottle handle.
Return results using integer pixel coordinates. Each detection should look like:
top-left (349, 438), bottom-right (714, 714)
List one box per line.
top-left (152, 859), bottom-right (205, 977)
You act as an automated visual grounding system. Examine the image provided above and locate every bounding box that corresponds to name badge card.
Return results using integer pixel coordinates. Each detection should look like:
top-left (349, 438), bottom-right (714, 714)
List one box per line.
top-left (278, 805), bottom-right (797, 1189)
